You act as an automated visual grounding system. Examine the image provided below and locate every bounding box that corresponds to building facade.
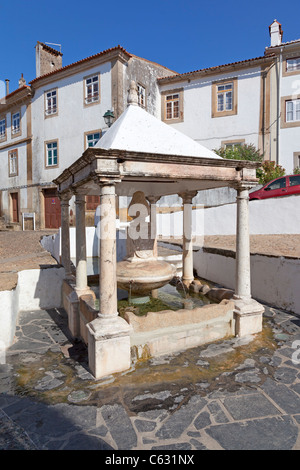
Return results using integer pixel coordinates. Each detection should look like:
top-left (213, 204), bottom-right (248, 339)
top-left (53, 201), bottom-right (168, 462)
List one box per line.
top-left (0, 43), bottom-right (176, 228)
top-left (0, 20), bottom-right (299, 228)
top-left (159, 20), bottom-right (300, 176)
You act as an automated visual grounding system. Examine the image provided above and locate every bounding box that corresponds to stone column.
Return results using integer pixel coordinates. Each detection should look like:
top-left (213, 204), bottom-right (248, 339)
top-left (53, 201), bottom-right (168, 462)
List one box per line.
top-left (147, 195), bottom-right (160, 297)
top-left (59, 191), bottom-right (73, 280)
top-left (87, 180), bottom-right (132, 379)
top-left (147, 195), bottom-right (160, 257)
top-left (98, 183), bottom-right (118, 318)
top-left (75, 193), bottom-right (88, 293)
top-left (67, 191), bottom-right (93, 339)
top-left (233, 183), bottom-right (264, 336)
top-left (180, 191), bottom-right (197, 287)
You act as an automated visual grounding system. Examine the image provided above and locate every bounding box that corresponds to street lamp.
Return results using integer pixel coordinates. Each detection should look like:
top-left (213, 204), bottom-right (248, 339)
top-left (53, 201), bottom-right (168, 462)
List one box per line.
top-left (103, 109), bottom-right (115, 128)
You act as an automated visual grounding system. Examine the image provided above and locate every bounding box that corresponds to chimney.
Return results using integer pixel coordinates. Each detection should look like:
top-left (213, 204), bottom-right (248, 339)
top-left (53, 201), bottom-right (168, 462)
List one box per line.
top-left (18, 73), bottom-right (26, 88)
top-left (269, 20), bottom-right (283, 47)
top-left (35, 41), bottom-right (63, 77)
top-left (5, 79), bottom-right (9, 95)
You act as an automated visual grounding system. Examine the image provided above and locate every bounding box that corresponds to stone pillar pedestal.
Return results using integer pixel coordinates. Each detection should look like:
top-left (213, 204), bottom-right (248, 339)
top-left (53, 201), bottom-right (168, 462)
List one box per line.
top-left (233, 184), bottom-right (264, 336)
top-left (180, 191), bottom-right (197, 287)
top-left (87, 180), bottom-right (132, 379)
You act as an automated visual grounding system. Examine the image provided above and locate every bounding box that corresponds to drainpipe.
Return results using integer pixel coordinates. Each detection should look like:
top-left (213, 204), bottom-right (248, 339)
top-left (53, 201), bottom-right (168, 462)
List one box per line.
top-left (276, 47), bottom-right (283, 165)
top-left (262, 71), bottom-right (266, 157)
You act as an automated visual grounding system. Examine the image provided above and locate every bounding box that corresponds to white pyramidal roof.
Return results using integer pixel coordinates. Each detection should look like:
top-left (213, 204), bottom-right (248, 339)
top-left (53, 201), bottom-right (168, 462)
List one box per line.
top-left (95, 102), bottom-right (222, 160)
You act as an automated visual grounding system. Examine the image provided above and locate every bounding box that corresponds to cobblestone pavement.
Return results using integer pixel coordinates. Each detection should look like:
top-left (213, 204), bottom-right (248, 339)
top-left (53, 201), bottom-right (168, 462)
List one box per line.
top-left (1, 305), bottom-right (300, 451)
top-left (0, 230), bottom-right (57, 291)
top-left (1, 230), bottom-right (300, 451)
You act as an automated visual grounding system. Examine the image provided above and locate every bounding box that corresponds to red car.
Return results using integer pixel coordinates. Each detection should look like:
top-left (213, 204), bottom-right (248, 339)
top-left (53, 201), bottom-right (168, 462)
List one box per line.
top-left (249, 174), bottom-right (300, 200)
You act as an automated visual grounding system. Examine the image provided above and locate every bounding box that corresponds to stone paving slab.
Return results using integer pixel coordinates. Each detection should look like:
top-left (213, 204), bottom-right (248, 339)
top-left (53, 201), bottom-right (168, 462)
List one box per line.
top-left (0, 304), bottom-right (300, 451)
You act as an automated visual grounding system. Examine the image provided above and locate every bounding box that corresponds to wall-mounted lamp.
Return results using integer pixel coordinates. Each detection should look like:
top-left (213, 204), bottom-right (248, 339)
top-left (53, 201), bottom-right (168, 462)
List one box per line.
top-left (103, 109), bottom-right (115, 128)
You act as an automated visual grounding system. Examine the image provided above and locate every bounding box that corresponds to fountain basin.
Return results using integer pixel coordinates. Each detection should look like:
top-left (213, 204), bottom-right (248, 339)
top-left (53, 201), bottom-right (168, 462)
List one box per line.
top-left (117, 259), bottom-right (176, 296)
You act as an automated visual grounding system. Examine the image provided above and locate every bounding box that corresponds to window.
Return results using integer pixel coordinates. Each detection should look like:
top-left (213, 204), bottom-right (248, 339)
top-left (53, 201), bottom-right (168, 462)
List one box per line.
top-left (161, 88), bottom-right (184, 123)
top-left (86, 131), bottom-right (101, 148)
top-left (0, 118), bottom-right (6, 140)
top-left (12, 112), bottom-right (20, 135)
top-left (84, 74), bottom-right (99, 105)
top-left (45, 89), bottom-right (57, 116)
top-left (281, 95), bottom-right (300, 128)
top-left (289, 175), bottom-right (300, 187)
top-left (286, 99), bottom-right (300, 122)
top-left (46, 141), bottom-right (58, 167)
top-left (287, 57), bottom-right (300, 72)
top-left (294, 153), bottom-right (300, 171)
top-left (212, 78), bottom-right (237, 118)
top-left (86, 195), bottom-right (100, 211)
top-left (8, 150), bottom-right (18, 176)
top-left (137, 84), bottom-right (146, 108)
top-left (223, 140), bottom-right (245, 149)
top-left (166, 93), bottom-right (179, 120)
top-left (267, 177), bottom-right (286, 191)
top-left (217, 83), bottom-right (233, 112)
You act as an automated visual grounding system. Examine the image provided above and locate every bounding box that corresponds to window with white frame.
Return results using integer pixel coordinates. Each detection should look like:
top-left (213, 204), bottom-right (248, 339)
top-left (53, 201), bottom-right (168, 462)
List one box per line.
top-left (12, 112), bottom-right (20, 135)
top-left (294, 153), bottom-right (300, 170)
top-left (224, 141), bottom-right (244, 149)
top-left (286, 57), bottom-right (300, 72)
top-left (0, 118), bottom-right (5, 139)
top-left (8, 150), bottom-right (18, 176)
top-left (85, 75), bottom-right (99, 104)
top-left (217, 83), bottom-right (233, 112)
top-left (86, 131), bottom-right (101, 148)
top-left (137, 84), bottom-right (146, 108)
top-left (46, 141), bottom-right (58, 167)
top-left (286, 99), bottom-right (300, 122)
top-left (45, 89), bottom-right (57, 116)
top-left (166, 93), bottom-right (179, 120)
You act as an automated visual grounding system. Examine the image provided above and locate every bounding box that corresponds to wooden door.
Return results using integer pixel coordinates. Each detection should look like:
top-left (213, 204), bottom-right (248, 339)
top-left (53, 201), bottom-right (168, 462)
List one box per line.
top-left (44, 189), bottom-right (61, 229)
top-left (11, 192), bottom-right (19, 223)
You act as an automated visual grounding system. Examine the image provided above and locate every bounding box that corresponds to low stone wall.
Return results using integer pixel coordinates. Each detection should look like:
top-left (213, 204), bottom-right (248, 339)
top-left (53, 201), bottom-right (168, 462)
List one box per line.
top-left (128, 300), bottom-right (235, 360)
top-left (0, 266), bottom-right (65, 348)
top-left (193, 247), bottom-right (300, 315)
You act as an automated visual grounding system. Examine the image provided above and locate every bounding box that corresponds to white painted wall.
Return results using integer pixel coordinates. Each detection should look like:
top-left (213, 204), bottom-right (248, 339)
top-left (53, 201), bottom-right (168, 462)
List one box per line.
top-left (157, 194), bottom-right (300, 237)
top-left (41, 226), bottom-right (127, 263)
top-left (160, 67), bottom-right (262, 152)
top-left (193, 249), bottom-right (300, 314)
top-left (0, 266), bottom-right (65, 348)
top-left (31, 62), bottom-right (112, 185)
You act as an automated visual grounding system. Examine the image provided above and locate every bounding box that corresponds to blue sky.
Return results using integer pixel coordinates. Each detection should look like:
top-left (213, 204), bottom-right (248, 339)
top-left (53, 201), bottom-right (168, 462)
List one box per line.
top-left (1, 0), bottom-right (300, 94)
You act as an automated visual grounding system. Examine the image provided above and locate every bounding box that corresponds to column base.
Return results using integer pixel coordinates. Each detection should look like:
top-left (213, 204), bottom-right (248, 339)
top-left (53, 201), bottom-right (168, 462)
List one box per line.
top-left (182, 277), bottom-right (194, 288)
top-left (87, 315), bottom-right (133, 379)
top-left (66, 287), bottom-right (96, 339)
top-left (234, 296), bottom-right (265, 337)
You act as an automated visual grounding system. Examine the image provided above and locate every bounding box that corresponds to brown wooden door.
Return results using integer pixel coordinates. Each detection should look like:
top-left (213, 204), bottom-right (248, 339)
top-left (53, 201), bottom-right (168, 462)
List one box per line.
top-left (11, 192), bottom-right (19, 223)
top-left (44, 189), bottom-right (61, 229)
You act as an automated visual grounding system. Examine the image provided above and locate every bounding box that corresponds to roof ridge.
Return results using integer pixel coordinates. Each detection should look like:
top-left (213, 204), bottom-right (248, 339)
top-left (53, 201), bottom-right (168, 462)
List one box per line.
top-left (158, 54), bottom-right (276, 81)
top-left (30, 45), bottom-right (131, 85)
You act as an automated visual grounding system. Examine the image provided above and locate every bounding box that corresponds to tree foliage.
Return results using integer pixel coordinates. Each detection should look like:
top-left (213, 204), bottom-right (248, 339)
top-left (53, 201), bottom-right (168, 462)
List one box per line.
top-left (213, 143), bottom-right (264, 162)
top-left (256, 161), bottom-right (286, 185)
top-left (213, 144), bottom-right (286, 184)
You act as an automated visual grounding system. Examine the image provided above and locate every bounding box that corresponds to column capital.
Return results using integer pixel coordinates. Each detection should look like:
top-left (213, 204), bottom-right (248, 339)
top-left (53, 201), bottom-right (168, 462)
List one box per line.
top-left (178, 190), bottom-right (197, 204)
top-left (92, 175), bottom-right (121, 187)
top-left (146, 195), bottom-right (161, 205)
top-left (231, 181), bottom-right (257, 193)
top-left (58, 190), bottom-right (73, 204)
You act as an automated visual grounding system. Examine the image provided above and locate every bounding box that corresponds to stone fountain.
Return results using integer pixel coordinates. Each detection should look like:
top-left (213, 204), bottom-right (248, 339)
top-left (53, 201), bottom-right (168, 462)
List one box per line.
top-left (116, 190), bottom-right (176, 302)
